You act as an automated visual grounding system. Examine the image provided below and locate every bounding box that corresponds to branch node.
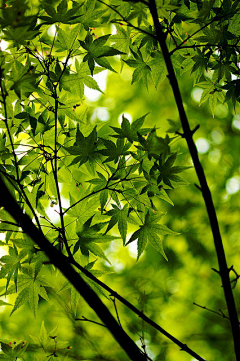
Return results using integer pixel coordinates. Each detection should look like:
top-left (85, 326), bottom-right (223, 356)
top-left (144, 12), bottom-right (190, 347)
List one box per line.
top-left (212, 268), bottom-right (220, 274)
top-left (194, 183), bottom-right (202, 191)
top-left (191, 124), bottom-right (200, 135)
top-left (175, 131), bottom-right (185, 138)
top-left (180, 344), bottom-right (187, 351)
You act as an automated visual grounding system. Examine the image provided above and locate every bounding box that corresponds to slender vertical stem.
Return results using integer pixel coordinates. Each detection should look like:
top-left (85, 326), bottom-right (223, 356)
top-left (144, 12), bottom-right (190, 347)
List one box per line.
top-left (148, 1), bottom-right (240, 360)
top-left (52, 87), bottom-right (72, 257)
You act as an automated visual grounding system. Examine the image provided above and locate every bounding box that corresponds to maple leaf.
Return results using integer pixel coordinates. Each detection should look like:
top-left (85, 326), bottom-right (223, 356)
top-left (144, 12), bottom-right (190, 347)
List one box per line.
top-left (86, 171), bottom-right (108, 190)
top-left (0, 341), bottom-right (28, 361)
top-left (152, 152), bottom-right (191, 188)
top-left (2, 27), bottom-right (39, 48)
top-left (140, 172), bottom-right (174, 205)
top-left (67, 191), bottom-right (98, 221)
top-left (124, 48), bottom-right (152, 89)
top-left (9, 60), bottom-right (39, 98)
top-left (0, 246), bottom-right (27, 292)
top-left (104, 204), bottom-right (128, 244)
top-left (198, 80), bottom-right (225, 116)
top-left (8, 268), bottom-right (51, 318)
top-left (86, 171), bottom-right (110, 213)
top-left (111, 24), bottom-right (131, 67)
top-left (40, 0), bottom-right (82, 24)
top-left (73, 216), bottom-right (119, 263)
top-left (80, 0), bottom-right (107, 29)
top-left (30, 322), bottom-right (64, 354)
top-left (54, 24), bottom-right (81, 52)
top-left (191, 48), bottom-right (210, 83)
top-left (194, 25), bottom-right (222, 44)
top-left (222, 79), bottom-right (240, 108)
top-left (79, 33), bottom-right (125, 75)
top-left (63, 125), bottom-right (98, 166)
top-left (148, 51), bottom-right (168, 88)
top-left (137, 129), bottom-right (171, 160)
top-left (110, 114), bottom-right (151, 143)
top-left (126, 211), bottom-right (179, 260)
top-left (98, 138), bottom-right (131, 163)
top-left (61, 60), bottom-right (104, 99)
top-left (109, 0), bottom-right (131, 21)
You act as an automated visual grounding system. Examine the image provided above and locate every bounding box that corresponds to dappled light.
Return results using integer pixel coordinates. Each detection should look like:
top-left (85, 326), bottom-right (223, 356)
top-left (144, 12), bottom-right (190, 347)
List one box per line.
top-left (0, 1), bottom-right (240, 361)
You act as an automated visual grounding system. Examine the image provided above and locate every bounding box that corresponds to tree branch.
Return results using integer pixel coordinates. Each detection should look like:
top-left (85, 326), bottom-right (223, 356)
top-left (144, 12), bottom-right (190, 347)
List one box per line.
top-left (0, 173), bottom-right (206, 361)
top-left (148, 1), bottom-right (240, 360)
top-left (0, 174), bottom-right (147, 361)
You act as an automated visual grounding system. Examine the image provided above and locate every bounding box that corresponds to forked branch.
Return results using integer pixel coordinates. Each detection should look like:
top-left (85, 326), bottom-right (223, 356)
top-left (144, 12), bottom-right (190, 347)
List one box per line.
top-left (0, 175), bottom-right (206, 361)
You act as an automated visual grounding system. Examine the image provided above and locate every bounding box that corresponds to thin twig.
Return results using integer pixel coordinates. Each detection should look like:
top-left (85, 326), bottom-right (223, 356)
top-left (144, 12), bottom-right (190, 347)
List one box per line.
top-left (110, 297), bottom-right (122, 328)
top-left (193, 302), bottom-right (232, 322)
top-left (169, 10), bottom-right (240, 56)
top-left (97, 0), bottom-right (156, 40)
top-left (75, 316), bottom-right (107, 328)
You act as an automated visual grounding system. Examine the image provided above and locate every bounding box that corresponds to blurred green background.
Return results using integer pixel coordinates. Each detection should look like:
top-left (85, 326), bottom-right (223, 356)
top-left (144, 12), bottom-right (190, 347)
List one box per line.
top-left (1, 15), bottom-right (240, 361)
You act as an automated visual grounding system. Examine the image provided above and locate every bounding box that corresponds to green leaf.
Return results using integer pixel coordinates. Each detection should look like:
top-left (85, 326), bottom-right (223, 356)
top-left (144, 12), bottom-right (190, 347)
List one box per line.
top-left (0, 246), bottom-right (26, 292)
top-left (111, 114), bottom-right (150, 143)
top-left (137, 130), bottom-right (171, 160)
top-left (10, 287), bottom-right (29, 316)
top-left (198, 80), bottom-right (225, 116)
top-left (124, 49), bottom-right (152, 89)
top-left (111, 24), bottom-right (131, 67)
top-left (100, 189), bottom-right (108, 213)
top-left (153, 152), bottom-right (191, 188)
top-left (87, 243), bottom-right (111, 263)
top-left (79, 33), bottom-right (125, 75)
top-left (30, 321), bottom-right (60, 352)
top-left (64, 125), bottom-right (97, 166)
top-left (71, 286), bottom-right (80, 315)
top-left (222, 80), bottom-right (240, 108)
top-left (73, 216), bottom-right (119, 263)
top-left (10, 269), bottom-right (51, 317)
top-left (87, 171), bottom-right (107, 191)
top-left (126, 211), bottom-right (179, 260)
top-left (98, 137), bottom-right (131, 162)
top-left (55, 24), bottom-right (81, 52)
top-left (40, 1), bottom-right (83, 24)
top-left (105, 204), bottom-right (128, 244)
top-left (62, 60), bottom-right (104, 100)
top-left (149, 52), bottom-right (168, 88)
top-left (9, 60), bottom-right (39, 99)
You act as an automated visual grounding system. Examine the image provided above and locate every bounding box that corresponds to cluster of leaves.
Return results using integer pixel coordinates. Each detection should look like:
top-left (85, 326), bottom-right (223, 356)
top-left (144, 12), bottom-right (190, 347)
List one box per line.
top-left (0, 341), bottom-right (28, 361)
top-left (0, 104), bottom-right (187, 309)
top-left (0, 322), bottom-right (72, 360)
top-left (0, 0), bottom-right (190, 317)
top-left (0, 0), bottom-right (240, 359)
top-left (110, 0), bottom-right (240, 113)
